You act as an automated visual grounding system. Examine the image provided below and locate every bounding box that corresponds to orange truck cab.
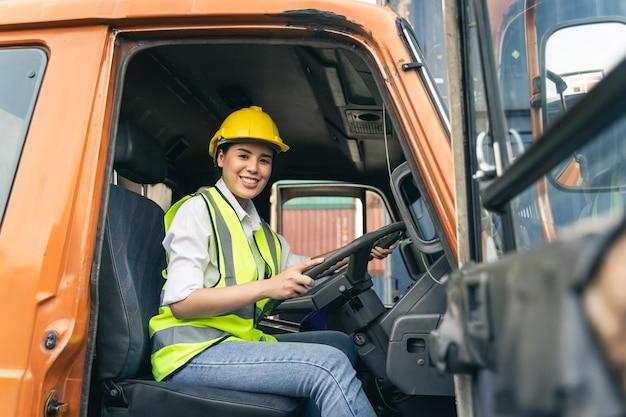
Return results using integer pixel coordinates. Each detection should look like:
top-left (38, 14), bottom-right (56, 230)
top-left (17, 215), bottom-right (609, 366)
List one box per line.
top-left (4, 1), bottom-right (626, 417)
top-left (0, 1), bottom-right (457, 417)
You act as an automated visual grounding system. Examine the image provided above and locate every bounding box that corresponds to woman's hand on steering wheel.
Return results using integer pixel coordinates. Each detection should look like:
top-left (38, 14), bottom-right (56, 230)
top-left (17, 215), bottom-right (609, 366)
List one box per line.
top-left (370, 243), bottom-right (397, 259)
top-left (316, 242), bottom-right (398, 277)
top-left (261, 222), bottom-right (405, 316)
top-left (261, 257), bottom-right (324, 300)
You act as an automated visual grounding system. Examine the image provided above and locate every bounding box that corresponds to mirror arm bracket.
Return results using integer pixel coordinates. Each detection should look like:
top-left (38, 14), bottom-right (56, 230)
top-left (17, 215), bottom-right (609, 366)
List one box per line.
top-left (401, 62), bottom-right (424, 71)
top-left (530, 76), bottom-right (542, 109)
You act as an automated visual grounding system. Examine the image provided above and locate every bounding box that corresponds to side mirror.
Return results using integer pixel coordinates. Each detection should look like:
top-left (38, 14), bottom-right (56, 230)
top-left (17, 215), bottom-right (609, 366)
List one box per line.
top-left (542, 20), bottom-right (626, 191)
top-left (542, 20), bottom-right (626, 127)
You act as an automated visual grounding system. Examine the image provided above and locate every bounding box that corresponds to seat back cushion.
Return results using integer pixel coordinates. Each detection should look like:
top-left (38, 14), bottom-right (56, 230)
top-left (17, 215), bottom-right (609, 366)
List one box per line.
top-left (96, 184), bottom-right (165, 380)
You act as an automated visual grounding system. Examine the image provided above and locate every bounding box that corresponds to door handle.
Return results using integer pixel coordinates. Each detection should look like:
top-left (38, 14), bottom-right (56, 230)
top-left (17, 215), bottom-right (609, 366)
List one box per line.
top-left (473, 131), bottom-right (497, 181)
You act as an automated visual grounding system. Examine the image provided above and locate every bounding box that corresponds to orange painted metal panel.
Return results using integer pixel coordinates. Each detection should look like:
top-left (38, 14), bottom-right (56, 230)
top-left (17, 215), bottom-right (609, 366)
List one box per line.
top-left (2, 0), bottom-right (392, 28)
top-left (0, 3), bottom-right (456, 416)
top-left (0, 26), bottom-right (113, 417)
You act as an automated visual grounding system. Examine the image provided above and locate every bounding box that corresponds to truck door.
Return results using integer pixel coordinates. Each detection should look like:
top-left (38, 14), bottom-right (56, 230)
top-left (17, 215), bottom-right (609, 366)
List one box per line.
top-left (435, 0), bottom-right (626, 416)
top-left (0, 26), bottom-right (113, 417)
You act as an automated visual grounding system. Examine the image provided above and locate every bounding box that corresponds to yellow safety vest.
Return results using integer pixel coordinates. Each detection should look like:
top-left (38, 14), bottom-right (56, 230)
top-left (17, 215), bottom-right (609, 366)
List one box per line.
top-left (149, 186), bottom-right (282, 381)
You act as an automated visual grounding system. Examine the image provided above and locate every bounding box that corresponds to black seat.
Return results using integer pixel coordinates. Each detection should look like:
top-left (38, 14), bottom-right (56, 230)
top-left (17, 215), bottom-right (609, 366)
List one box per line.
top-left (94, 121), bottom-right (305, 417)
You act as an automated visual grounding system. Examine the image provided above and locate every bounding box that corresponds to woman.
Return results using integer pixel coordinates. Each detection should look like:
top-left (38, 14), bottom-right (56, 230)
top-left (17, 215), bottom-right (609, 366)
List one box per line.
top-left (149, 106), bottom-right (389, 417)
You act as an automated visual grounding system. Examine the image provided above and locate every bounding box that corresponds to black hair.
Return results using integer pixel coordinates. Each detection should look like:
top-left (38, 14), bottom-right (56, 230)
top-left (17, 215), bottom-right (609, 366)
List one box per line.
top-left (215, 143), bottom-right (234, 177)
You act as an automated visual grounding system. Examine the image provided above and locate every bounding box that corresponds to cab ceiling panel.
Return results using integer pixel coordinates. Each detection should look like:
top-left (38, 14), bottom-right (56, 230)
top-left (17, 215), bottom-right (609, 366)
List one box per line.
top-left (154, 44), bottom-right (333, 144)
top-left (144, 44), bottom-right (355, 180)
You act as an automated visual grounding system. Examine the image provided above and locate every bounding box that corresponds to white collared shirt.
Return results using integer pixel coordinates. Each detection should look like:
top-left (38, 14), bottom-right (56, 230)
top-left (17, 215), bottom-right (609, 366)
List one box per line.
top-left (161, 178), bottom-right (308, 306)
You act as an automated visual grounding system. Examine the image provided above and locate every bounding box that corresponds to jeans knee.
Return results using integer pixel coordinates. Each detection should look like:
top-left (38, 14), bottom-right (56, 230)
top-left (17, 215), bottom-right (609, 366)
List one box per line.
top-left (310, 346), bottom-right (363, 407)
top-left (317, 345), bottom-right (354, 375)
top-left (334, 333), bottom-right (357, 362)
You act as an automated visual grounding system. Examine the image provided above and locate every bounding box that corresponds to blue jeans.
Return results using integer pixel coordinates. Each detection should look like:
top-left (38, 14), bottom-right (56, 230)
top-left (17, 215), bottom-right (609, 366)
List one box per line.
top-left (275, 330), bottom-right (358, 367)
top-left (169, 331), bottom-right (375, 417)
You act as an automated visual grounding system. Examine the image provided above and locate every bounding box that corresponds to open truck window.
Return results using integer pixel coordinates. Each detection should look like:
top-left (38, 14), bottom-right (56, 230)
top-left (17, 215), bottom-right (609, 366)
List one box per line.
top-left (91, 20), bottom-right (454, 417)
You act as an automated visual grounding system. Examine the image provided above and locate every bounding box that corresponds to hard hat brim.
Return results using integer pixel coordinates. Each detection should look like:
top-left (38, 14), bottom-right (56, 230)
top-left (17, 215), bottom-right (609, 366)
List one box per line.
top-left (209, 136), bottom-right (290, 158)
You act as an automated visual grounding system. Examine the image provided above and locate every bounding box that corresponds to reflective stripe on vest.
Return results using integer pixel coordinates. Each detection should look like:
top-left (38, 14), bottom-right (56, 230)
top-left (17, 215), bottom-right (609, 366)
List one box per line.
top-left (152, 323), bottom-right (227, 353)
top-left (149, 186), bottom-right (281, 381)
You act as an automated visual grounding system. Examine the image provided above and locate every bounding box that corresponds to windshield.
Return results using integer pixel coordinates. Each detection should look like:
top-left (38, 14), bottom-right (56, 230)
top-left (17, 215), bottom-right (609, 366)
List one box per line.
top-left (481, 0), bottom-right (626, 248)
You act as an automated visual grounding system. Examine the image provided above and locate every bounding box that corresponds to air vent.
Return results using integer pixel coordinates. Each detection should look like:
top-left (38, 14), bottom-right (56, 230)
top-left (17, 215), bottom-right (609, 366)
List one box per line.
top-left (344, 109), bottom-right (384, 136)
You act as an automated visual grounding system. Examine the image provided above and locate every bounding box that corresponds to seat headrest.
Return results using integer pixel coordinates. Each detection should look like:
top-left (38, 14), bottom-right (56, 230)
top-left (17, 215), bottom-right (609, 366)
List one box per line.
top-left (114, 120), bottom-right (167, 184)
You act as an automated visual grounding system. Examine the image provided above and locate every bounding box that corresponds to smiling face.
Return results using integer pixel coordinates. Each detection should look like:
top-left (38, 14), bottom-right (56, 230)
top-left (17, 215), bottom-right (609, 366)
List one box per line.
top-left (216, 142), bottom-right (274, 203)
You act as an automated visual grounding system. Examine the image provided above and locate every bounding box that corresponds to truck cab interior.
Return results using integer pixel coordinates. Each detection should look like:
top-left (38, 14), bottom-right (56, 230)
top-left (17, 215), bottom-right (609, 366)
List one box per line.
top-left (90, 36), bottom-right (455, 417)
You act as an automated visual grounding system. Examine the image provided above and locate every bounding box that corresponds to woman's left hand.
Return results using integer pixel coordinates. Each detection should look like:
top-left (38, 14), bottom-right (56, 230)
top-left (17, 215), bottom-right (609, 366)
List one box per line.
top-left (370, 244), bottom-right (397, 260)
top-left (314, 243), bottom-right (397, 277)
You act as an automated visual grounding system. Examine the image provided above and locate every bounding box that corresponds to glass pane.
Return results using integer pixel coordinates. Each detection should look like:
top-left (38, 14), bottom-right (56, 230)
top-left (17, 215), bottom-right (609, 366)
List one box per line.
top-left (544, 22), bottom-right (626, 125)
top-left (0, 48), bottom-right (47, 225)
top-left (511, 113), bottom-right (626, 249)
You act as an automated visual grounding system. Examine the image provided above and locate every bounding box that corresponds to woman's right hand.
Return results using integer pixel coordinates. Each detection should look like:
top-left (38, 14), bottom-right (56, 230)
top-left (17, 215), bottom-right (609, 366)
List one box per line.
top-left (262, 257), bottom-right (324, 300)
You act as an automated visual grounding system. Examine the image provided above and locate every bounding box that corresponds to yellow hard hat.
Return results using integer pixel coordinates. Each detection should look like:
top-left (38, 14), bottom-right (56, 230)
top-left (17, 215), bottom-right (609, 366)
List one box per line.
top-left (209, 106), bottom-right (289, 158)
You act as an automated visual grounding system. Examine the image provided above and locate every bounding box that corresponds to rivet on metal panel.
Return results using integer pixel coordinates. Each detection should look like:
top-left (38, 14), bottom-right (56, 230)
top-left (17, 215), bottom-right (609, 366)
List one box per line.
top-left (44, 331), bottom-right (58, 350)
top-left (27, 71), bottom-right (36, 78)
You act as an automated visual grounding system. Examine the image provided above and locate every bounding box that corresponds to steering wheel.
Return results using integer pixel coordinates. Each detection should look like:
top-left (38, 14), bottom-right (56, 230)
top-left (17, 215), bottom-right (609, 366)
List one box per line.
top-left (262, 221), bottom-right (406, 315)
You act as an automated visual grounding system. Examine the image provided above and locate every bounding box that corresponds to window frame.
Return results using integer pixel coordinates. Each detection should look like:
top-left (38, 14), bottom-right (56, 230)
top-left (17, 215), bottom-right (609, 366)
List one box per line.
top-left (272, 180), bottom-right (408, 306)
top-left (397, 18), bottom-right (452, 135)
top-left (389, 162), bottom-right (443, 253)
top-left (272, 181), bottom-right (396, 236)
top-left (465, 0), bottom-right (518, 254)
top-left (0, 46), bottom-right (47, 227)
